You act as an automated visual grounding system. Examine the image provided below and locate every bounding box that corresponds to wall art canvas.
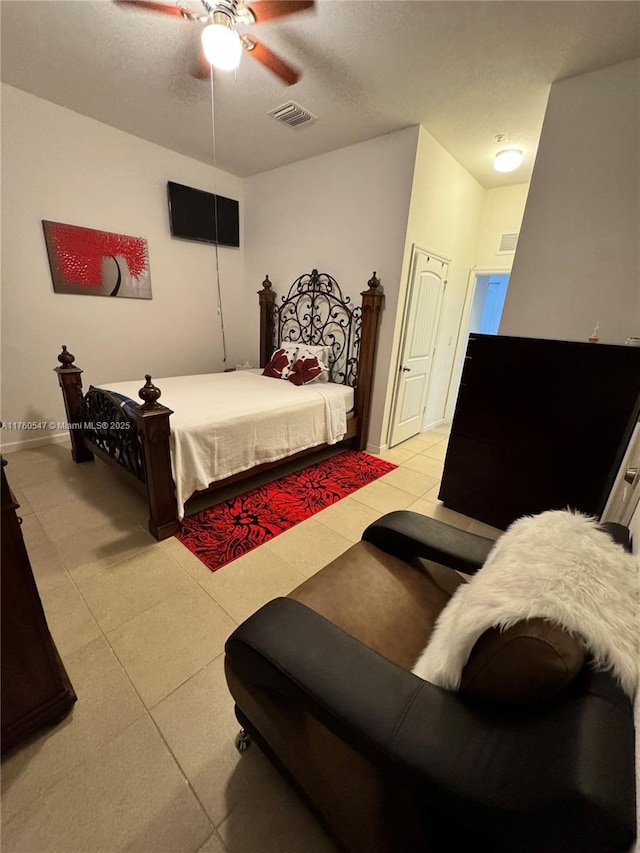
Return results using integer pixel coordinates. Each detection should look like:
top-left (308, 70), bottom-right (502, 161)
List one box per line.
top-left (42, 221), bottom-right (152, 299)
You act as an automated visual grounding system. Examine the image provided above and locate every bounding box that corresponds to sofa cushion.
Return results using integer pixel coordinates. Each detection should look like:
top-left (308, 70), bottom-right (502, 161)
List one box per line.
top-left (460, 618), bottom-right (585, 705)
top-left (288, 541), bottom-right (466, 670)
top-left (287, 539), bottom-right (585, 704)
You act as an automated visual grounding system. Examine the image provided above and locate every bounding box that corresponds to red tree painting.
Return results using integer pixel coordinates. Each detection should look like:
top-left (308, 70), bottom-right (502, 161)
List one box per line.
top-left (42, 221), bottom-right (151, 299)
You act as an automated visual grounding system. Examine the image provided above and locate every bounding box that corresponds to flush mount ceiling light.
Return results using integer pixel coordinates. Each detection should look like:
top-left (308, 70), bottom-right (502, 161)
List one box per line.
top-left (201, 11), bottom-right (242, 71)
top-left (494, 148), bottom-right (524, 173)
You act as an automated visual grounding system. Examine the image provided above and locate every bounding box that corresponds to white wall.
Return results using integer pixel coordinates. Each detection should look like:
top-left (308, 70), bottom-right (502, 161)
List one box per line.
top-left (244, 127), bottom-right (420, 450)
top-left (500, 59), bottom-right (640, 343)
top-left (474, 183), bottom-right (529, 270)
top-left (384, 127), bottom-right (486, 441)
top-left (1, 84), bottom-right (245, 450)
top-left (0, 82), bottom-right (538, 459)
top-left (410, 181), bottom-right (529, 435)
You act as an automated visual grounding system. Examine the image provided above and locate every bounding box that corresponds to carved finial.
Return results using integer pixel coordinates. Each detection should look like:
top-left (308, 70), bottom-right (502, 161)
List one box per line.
top-left (262, 275), bottom-right (272, 291)
top-left (138, 374), bottom-right (162, 410)
top-left (309, 269), bottom-right (321, 290)
top-left (57, 345), bottom-right (75, 369)
top-left (367, 272), bottom-right (381, 291)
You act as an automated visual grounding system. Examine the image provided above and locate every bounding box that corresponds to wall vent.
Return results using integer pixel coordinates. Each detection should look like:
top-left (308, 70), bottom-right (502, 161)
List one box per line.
top-left (497, 232), bottom-right (519, 254)
top-left (268, 101), bottom-right (317, 128)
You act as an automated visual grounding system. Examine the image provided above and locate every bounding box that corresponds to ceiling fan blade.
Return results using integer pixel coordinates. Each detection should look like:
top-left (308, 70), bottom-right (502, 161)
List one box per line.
top-left (244, 37), bottom-right (300, 85)
top-left (113, 1), bottom-right (193, 19)
top-left (245, 1), bottom-right (314, 24)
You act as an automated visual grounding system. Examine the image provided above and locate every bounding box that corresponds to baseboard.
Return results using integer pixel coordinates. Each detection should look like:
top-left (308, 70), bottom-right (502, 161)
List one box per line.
top-left (0, 431), bottom-right (70, 454)
top-left (366, 441), bottom-right (387, 454)
top-left (422, 418), bottom-right (445, 431)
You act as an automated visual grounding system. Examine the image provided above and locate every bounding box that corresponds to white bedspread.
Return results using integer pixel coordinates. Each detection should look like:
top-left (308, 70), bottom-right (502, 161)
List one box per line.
top-left (99, 372), bottom-right (353, 516)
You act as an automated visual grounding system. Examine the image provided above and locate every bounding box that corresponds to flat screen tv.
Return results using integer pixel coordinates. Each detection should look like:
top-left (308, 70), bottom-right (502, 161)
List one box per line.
top-left (167, 181), bottom-right (240, 248)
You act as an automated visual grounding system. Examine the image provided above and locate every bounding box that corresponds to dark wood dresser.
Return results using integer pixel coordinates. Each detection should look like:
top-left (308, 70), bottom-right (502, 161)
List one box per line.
top-left (439, 335), bottom-right (640, 531)
top-left (1, 457), bottom-right (76, 754)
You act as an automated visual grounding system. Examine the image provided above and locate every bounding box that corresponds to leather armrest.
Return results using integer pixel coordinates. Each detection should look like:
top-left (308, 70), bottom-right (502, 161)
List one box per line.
top-left (362, 511), bottom-right (495, 574)
top-left (599, 521), bottom-right (631, 551)
top-left (225, 597), bottom-right (635, 851)
top-left (226, 597), bottom-right (425, 754)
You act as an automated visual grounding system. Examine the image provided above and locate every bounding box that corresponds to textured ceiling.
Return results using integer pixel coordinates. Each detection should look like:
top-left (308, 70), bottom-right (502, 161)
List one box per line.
top-left (2, 0), bottom-right (639, 187)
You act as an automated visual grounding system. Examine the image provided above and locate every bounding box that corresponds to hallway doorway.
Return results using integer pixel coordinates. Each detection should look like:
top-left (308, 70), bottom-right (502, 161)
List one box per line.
top-left (468, 273), bottom-right (510, 335)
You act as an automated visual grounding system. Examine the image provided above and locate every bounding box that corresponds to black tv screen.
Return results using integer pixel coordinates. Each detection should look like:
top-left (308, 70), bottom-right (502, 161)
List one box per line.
top-left (167, 181), bottom-right (239, 247)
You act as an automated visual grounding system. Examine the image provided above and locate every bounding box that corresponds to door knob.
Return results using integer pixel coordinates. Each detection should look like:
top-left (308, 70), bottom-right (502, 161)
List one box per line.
top-left (623, 466), bottom-right (639, 486)
top-left (402, 366), bottom-right (411, 373)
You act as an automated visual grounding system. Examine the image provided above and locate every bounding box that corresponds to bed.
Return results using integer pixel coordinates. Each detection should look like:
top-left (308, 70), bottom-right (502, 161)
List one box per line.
top-left (54, 269), bottom-right (384, 540)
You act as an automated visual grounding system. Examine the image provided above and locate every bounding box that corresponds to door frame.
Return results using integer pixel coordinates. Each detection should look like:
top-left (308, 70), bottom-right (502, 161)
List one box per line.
top-left (457, 265), bottom-right (512, 347)
top-left (387, 244), bottom-right (451, 445)
top-left (602, 421), bottom-right (640, 525)
top-left (444, 266), bottom-right (512, 420)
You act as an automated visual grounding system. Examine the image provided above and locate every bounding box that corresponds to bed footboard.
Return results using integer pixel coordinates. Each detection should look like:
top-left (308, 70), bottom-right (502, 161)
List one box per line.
top-left (55, 349), bottom-right (180, 541)
top-left (54, 346), bottom-right (95, 463)
top-left (134, 377), bottom-right (180, 541)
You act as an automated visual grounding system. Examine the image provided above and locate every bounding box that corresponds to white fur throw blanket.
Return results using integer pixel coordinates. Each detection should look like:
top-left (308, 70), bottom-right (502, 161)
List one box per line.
top-left (413, 510), bottom-right (638, 694)
top-left (412, 509), bottom-right (640, 850)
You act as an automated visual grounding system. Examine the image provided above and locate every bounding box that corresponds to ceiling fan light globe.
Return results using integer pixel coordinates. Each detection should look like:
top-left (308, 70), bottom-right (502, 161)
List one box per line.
top-left (201, 22), bottom-right (242, 71)
top-left (493, 149), bottom-right (524, 173)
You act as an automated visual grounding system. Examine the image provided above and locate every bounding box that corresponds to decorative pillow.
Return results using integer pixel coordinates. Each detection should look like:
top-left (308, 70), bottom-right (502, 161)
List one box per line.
top-left (294, 346), bottom-right (329, 383)
top-left (262, 347), bottom-right (295, 379)
top-left (459, 618), bottom-right (585, 705)
top-left (288, 355), bottom-right (324, 386)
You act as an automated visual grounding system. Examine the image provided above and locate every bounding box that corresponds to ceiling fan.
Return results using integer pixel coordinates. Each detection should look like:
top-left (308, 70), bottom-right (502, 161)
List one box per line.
top-left (114, 0), bottom-right (314, 85)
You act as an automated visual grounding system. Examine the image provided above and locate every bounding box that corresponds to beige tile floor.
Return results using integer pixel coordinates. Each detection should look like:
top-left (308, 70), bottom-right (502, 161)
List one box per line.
top-left (1, 426), bottom-right (501, 853)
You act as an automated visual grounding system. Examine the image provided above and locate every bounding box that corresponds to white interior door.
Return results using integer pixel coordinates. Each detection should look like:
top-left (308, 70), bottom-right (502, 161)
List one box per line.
top-left (389, 249), bottom-right (448, 447)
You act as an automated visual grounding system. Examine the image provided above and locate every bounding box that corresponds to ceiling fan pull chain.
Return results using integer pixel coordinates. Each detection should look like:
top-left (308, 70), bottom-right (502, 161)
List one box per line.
top-left (209, 66), bottom-right (227, 363)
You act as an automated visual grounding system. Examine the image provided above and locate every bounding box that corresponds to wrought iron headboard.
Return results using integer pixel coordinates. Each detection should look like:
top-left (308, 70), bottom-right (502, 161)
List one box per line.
top-left (271, 269), bottom-right (362, 386)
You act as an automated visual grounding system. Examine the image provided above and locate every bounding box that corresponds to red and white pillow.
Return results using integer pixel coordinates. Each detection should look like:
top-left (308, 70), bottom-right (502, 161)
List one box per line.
top-left (288, 355), bottom-right (324, 386)
top-left (262, 344), bottom-right (329, 385)
top-left (298, 346), bottom-right (330, 383)
top-left (262, 346), bottom-right (296, 379)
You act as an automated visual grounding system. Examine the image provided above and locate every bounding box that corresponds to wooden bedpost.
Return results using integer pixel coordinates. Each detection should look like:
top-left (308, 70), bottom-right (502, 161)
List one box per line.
top-left (355, 273), bottom-right (384, 451)
top-left (258, 275), bottom-right (276, 368)
top-left (133, 376), bottom-right (180, 541)
top-left (54, 346), bottom-right (94, 463)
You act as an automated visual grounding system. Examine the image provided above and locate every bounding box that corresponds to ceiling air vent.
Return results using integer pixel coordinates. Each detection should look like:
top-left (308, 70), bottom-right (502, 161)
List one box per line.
top-left (268, 101), bottom-right (317, 129)
top-left (498, 232), bottom-right (519, 254)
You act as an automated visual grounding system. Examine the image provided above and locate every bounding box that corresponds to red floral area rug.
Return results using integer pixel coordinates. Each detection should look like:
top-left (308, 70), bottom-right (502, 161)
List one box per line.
top-left (177, 451), bottom-right (397, 573)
